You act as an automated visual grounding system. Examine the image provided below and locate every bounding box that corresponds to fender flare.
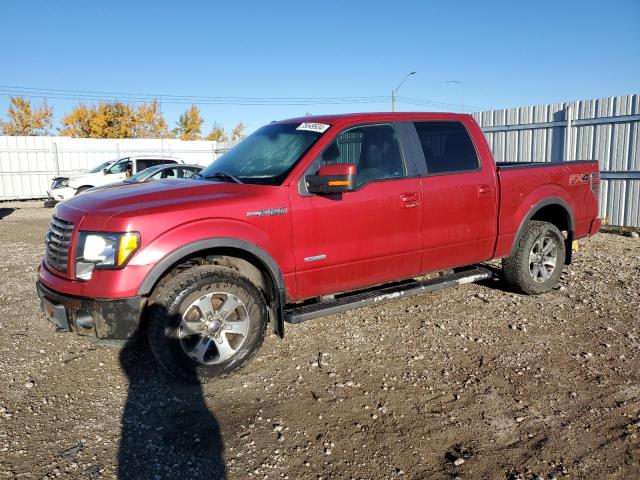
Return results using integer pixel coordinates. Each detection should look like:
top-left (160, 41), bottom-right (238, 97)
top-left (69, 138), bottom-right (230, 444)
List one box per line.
top-left (137, 237), bottom-right (287, 337)
top-left (509, 197), bottom-right (575, 259)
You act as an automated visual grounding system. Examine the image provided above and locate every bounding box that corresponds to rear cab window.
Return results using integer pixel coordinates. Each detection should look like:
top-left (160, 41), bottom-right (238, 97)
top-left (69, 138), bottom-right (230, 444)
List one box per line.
top-left (412, 122), bottom-right (479, 175)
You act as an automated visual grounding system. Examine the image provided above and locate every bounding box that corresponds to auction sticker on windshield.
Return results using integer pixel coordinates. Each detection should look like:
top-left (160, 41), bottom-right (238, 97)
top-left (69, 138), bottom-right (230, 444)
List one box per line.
top-left (297, 122), bottom-right (331, 133)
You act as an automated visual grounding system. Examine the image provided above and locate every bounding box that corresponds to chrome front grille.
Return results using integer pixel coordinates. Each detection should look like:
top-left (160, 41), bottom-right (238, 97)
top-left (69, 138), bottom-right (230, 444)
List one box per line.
top-left (45, 215), bottom-right (74, 273)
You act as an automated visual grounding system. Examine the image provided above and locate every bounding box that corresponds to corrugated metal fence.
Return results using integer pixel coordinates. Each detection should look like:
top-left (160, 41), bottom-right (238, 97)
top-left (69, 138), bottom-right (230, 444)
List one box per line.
top-left (0, 136), bottom-right (233, 200)
top-left (472, 94), bottom-right (640, 227)
top-left (2, 95), bottom-right (639, 227)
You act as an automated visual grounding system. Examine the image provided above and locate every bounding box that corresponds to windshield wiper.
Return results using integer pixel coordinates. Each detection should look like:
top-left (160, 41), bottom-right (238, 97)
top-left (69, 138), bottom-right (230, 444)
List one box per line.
top-left (201, 171), bottom-right (243, 184)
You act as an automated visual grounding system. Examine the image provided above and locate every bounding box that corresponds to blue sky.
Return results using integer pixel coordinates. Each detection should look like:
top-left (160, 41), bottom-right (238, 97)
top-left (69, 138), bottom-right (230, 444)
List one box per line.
top-left (1, 0), bottom-right (638, 136)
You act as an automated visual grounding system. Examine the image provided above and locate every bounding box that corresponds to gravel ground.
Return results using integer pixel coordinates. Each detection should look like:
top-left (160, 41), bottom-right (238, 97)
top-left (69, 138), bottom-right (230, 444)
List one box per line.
top-left (0, 201), bottom-right (639, 480)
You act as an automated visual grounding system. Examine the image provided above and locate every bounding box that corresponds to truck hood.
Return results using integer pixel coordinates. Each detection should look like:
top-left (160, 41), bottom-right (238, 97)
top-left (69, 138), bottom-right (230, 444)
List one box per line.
top-left (60, 179), bottom-right (260, 220)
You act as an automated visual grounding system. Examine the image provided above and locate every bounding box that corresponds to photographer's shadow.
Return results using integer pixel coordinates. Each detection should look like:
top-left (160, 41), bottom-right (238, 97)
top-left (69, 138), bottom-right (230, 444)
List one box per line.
top-left (117, 321), bottom-right (226, 479)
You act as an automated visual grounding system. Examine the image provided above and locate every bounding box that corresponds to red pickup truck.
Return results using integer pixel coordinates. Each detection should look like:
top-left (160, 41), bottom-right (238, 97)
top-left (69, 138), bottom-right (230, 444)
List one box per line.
top-left (36, 113), bottom-right (601, 381)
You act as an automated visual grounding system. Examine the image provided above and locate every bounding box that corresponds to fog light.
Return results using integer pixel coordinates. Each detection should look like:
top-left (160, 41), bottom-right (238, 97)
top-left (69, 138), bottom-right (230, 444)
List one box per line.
top-left (76, 262), bottom-right (95, 280)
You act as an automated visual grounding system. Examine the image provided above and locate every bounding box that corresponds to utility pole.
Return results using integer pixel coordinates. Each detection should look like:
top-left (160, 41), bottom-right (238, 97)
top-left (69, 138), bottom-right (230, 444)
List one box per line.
top-left (159, 95), bottom-right (164, 155)
top-left (391, 71), bottom-right (416, 112)
top-left (446, 80), bottom-right (464, 112)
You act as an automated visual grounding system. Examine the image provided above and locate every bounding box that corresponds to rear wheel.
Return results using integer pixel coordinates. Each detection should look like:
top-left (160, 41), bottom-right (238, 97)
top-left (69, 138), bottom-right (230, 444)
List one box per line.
top-left (75, 186), bottom-right (90, 195)
top-left (502, 220), bottom-right (566, 294)
top-left (147, 266), bottom-right (268, 382)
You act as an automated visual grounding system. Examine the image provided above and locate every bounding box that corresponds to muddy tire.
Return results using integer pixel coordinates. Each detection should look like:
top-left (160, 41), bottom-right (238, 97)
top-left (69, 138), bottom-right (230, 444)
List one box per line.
top-left (502, 220), bottom-right (566, 295)
top-left (146, 265), bottom-right (268, 383)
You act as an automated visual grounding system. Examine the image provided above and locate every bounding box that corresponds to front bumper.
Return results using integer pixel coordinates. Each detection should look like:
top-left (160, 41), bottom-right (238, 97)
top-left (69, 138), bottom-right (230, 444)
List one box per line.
top-left (47, 186), bottom-right (76, 202)
top-left (36, 281), bottom-right (146, 340)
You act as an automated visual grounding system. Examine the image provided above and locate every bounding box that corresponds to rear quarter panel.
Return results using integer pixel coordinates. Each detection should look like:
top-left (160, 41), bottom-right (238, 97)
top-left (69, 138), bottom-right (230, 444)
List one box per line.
top-left (494, 161), bottom-right (599, 258)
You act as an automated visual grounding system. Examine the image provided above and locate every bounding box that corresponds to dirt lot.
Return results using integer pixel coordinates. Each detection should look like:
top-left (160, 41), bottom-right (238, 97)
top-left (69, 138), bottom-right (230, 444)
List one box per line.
top-left (0, 201), bottom-right (638, 480)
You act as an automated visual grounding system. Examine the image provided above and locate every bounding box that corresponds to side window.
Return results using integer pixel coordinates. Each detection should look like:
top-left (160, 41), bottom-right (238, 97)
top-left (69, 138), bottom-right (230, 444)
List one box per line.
top-left (164, 168), bottom-right (177, 178)
top-left (109, 159), bottom-right (131, 174)
top-left (149, 170), bottom-right (164, 180)
top-left (413, 122), bottom-right (479, 174)
top-left (319, 124), bottom-right (406, 187)
top-left (181, 168), bottom-right (197, 179)
top-left (136, 159), bottom-right (158, 171)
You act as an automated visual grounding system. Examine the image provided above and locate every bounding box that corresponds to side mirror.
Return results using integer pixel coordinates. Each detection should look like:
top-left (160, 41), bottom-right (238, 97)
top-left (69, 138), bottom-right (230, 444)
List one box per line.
top-left (306, 164), bottom-right (356, 195)
top-left (103, 168), bottom-right (109, 174)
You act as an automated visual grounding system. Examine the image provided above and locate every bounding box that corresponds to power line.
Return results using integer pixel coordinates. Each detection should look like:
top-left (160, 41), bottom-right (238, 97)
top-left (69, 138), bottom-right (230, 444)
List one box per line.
top-left (0, 85), bottom-right (390, 105)
top-left (0, 84), bottom-right (389, 101)
top-left (398, 96), bottom-right (494, 112)
top-left (0, 84), bottom-right (493, 111)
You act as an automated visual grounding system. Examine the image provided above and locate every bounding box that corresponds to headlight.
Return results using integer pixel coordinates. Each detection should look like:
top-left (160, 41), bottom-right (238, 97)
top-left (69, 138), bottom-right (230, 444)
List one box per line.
top-left (75, 232), bottom-right (140, 280)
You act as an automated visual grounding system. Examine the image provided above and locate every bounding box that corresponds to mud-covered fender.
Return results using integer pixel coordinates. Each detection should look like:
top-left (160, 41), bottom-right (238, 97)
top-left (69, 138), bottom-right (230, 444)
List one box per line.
top-left (136, 231), bottom-right (288, 338)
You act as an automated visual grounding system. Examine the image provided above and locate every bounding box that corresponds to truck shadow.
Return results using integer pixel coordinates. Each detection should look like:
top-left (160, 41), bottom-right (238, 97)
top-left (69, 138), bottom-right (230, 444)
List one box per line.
top-left (475, 264), bottom-right (516, 293)
top-left (0, 208), bottom-right (15, 220)
top-left (117, 318), bottom-right (227, 480)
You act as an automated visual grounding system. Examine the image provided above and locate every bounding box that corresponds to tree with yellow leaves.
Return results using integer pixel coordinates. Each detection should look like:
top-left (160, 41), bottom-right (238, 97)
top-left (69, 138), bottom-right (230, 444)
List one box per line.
top-left (0, 96), bottom-right (53, 136)
top-left (59, 103), bottom-right (94, 137)
top-left (90, 101), bottom-right (136, 138)
top-left (134, 100), bottom-right (169, 138)
top-left (173, 105), bottom-right (203, 140)
top-left (60, 100), bottom-right (171, 139)
top-left (205, 122), bottom-right (228, 142)
top-left (231, 121), bottom-right (247, 141)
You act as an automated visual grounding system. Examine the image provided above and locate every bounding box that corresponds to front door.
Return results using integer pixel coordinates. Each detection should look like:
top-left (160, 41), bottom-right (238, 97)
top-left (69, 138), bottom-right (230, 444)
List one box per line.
top-left (290, 123), bottom-right (423, 300)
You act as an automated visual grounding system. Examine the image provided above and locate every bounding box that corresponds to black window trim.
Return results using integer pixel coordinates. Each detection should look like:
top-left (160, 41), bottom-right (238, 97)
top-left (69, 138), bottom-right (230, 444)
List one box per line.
top-left (298, 121), bottom-right (421, 196)
top-left (407, 120), bottom-right (483, 177)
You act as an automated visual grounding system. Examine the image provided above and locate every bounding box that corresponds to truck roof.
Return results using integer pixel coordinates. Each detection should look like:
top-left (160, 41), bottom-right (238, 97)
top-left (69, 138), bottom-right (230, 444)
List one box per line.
top-left (277, 112), bottom-right (474, 125)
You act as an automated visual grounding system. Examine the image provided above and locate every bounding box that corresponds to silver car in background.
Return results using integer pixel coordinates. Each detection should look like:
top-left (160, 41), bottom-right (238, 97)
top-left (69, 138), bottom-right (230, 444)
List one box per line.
top-left (85, 164), bottom-right (203, 193)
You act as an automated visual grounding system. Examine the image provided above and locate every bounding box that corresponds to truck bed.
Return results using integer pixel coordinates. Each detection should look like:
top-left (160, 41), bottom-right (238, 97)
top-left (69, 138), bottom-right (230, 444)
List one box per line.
top-left (493, 159), bottom-right (600, 259)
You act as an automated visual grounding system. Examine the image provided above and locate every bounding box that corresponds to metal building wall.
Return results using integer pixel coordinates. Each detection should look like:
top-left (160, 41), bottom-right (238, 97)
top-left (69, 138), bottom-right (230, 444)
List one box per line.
top-left (0, 136), bottom-right (233, 200)
top-left (473, 94), bottom-right (640, 227)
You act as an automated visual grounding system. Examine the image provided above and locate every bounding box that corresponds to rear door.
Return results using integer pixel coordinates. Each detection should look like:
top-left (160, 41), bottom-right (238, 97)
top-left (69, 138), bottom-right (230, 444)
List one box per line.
top-left (408, 120), bottom-right (498, 272)
top-left (290, 123), bottom-right (423, 300)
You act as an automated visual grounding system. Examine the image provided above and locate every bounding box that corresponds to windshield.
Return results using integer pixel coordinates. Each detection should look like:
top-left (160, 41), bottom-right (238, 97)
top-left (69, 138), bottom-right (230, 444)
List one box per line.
top-left (125, 166), bottom-right (159, 183)
top-left (89, 160), bottom-right (116, 174)
top-left (200, 123), bottom-right (326, 185)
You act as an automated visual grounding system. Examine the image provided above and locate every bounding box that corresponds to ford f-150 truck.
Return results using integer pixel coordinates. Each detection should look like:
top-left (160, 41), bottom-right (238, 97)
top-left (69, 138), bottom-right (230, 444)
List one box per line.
top-left (36, 113), bottom-right (601, 382)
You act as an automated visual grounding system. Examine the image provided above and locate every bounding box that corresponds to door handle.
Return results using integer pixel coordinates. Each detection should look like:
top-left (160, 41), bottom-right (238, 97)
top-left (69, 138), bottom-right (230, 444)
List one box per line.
top-left (477, 185), bottom-right (492, 198)
top-left (400, 192), bottom-right (420, 208)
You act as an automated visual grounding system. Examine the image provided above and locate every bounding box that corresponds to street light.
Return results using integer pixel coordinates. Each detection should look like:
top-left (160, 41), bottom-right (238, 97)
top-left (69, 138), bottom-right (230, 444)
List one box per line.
top-left (446, 80), bottom-right (464, 112)
top-left (391, 71), bottom-right (416, 112)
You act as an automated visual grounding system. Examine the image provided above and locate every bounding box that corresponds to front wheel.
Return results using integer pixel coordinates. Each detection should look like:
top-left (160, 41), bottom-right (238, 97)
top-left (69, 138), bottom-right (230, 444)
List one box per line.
top-left (502, 220), bottom-right (566, 295)
top-left (147, 266), bottom-right (268, 382)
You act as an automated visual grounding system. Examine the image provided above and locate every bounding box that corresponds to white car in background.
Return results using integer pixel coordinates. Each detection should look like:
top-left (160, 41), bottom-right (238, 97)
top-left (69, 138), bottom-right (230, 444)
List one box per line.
top-left (46, 156), bottom-right (185, 205)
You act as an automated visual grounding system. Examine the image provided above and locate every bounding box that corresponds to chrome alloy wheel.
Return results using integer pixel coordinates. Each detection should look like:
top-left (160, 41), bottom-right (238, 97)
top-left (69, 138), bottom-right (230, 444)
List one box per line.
top-left (528, 235), bottom-right (558, 283)
top-left (178, 292), bottom-right (250, 365)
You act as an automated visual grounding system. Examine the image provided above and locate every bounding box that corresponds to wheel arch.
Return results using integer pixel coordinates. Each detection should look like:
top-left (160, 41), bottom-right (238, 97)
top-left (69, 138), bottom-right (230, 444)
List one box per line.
top-left (510, 198), bottom-right (575, 264)
top-left (138, 238), bottom-right (286, 337)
